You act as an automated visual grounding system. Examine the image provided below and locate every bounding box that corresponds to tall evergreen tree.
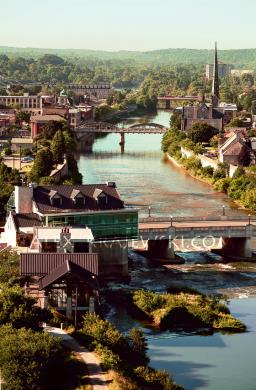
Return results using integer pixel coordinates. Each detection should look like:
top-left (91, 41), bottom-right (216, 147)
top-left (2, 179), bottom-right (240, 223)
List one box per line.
top-left (51, 130), bottom-right (65, 165)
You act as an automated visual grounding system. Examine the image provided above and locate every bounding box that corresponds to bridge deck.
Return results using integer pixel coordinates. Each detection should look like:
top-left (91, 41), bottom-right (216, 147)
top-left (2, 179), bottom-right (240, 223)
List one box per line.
top-left (139, 221), bottom-right (256, 229)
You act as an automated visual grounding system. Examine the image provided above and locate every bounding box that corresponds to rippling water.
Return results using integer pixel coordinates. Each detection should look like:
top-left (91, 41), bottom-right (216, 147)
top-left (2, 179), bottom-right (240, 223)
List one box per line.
top-left (78, 111), bottom-right (248, 218)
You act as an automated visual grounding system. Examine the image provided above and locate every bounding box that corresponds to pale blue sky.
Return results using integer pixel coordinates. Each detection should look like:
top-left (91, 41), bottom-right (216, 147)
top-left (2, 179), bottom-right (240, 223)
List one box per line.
top-left (1, 0), bottom-right (256, 51)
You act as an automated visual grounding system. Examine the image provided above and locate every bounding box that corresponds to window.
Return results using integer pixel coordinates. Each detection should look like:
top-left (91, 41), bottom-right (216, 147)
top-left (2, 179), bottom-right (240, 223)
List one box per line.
top-left (52, 197), bottom-right (61, 207)
top-left (75, 196), bottom-right (84, 207)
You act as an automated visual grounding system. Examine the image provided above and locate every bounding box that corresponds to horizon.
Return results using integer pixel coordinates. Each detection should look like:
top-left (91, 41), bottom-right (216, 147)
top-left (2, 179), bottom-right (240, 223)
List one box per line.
top-left (2, 45), bottom-right (256, 53)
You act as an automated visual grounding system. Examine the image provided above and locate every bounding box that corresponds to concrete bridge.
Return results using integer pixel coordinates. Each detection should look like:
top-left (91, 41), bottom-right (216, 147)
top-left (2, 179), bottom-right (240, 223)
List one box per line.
top-left (72, 121), bottom-right (168, 153)
top-left (138, 216), bottom-right (256, 260)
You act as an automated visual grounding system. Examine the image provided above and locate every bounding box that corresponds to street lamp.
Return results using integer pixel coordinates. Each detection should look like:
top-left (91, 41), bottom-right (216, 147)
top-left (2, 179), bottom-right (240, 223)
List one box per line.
top-left (248, 214), bottom-right (251, 225)
top-left (170, 215), bottom-right (173, 227)
top-left (148, 206), bottom-right (151, 218)
top-left (222, 205), bottom-right (225, 216)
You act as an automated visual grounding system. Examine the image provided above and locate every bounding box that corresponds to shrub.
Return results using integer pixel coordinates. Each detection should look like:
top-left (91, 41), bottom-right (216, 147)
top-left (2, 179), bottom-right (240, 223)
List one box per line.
top-left (128, 328), bottom-right (149, 366)
top-left (200, 166), bottom-right (214, 177)
top-left (95, 345), bottom-right (121, 370)
top-left (81, 313), bottom-right (126, 354)
top-left (214, 177), bottom-right (232, 193)
top-left (134, 366), bottom-right (183, 390)
top-left (133, 290), bottom-right (166, 315)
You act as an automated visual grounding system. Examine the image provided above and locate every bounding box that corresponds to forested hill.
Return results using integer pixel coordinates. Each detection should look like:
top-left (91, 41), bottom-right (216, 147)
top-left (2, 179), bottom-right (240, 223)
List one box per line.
top-left (1, 46), bottom-right (256, 68)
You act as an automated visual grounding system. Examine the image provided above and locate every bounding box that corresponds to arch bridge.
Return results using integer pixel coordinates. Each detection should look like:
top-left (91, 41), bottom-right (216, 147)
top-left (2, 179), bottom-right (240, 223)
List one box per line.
top-left (72, 121), bottom-right (168, 152)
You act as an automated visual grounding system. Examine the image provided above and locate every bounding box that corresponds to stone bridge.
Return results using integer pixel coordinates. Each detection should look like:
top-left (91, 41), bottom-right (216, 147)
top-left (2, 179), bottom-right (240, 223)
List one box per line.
top-left (138, 216), bottom-right (256, 260)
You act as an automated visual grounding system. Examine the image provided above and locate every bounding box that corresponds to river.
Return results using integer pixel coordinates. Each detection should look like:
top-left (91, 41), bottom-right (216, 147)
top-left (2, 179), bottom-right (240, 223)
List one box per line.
top-left (77, 110), bottom-right (256, 390)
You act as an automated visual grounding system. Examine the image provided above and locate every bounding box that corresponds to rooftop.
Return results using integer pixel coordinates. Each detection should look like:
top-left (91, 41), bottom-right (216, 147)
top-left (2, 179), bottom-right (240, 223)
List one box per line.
top-left (32, 184), bottom-right (124, 215)
top-left (31, 114), bottom-right (66, 123)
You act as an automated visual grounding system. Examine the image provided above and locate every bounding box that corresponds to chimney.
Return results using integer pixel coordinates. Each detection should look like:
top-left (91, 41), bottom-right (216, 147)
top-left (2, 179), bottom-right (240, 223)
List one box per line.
top-left (14, 186), bottom-right (33, 213)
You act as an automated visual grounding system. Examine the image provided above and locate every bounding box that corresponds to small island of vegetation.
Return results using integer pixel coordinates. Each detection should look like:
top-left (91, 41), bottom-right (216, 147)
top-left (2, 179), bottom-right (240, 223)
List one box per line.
top-left (107, 287), bottom-right (246, 333)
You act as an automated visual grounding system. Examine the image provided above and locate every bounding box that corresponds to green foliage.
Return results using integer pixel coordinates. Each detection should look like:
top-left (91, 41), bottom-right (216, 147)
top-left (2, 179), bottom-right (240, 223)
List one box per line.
top-left (133, 290), bottom-right (166, 315)
top-left (229, 117), bottom-right (245, 127)
top-left (214, 177), bottom-right (232, 193)
top-left (182, 156), bottom-right (202, 174)
top-left (241, 188), bottom-right (256, 209)
top-left (128, 328), bottom-right (149, 366)
top-left (134, 366), bottom-right (183, 390)
top-left (0, 284), bottom-right (52, 330)
top-left (200, 165), bottom-right (214, 177)
top-left (95, 344), bottom-right (121, 370)
top-left (232, 166), bottom-right (245, 178)
top-left (39, 176), bottom-right (56, 185)
top-left (0, 162), bottom-right (20, 218)
top-left (227, 176), bottom-right (250, 200)
top-left (187, 122), bottom-right (217, 144)
top-left (51, 129), bottom-right (65, 164)
top-left (3, 147), bottom-right (12, 156)
top-left (81, 313), bottom-right (126, 353)
top-left (29, 147), bottom-right (53, 182)
top-left (0, 325), bottom-right (66, 390)
top-left (131, 289), bottom-right (246, 332)
top-left (0, 249), bottom-right (20, 285)
top-left (170, 113), bottom-right (181, 129)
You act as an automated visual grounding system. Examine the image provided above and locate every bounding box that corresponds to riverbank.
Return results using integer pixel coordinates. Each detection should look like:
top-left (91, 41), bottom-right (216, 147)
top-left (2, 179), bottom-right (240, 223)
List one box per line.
top-left (165, 153), bottom-right (213, 186)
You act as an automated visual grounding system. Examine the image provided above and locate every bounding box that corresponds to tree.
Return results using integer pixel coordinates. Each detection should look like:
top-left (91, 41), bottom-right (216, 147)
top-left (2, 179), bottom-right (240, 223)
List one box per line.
top-left (29, 148), bottom-right (53, 183)
top-left (0, 285), bottom-right (51, 330)
top-left (170, 112), bottom-right (181, 129)
top-left (51, 129), bottom-right (65, 164)
top-left (0, 249), bottom-right (20, 285)
top-left (187, 122), bottom-right (217, 144)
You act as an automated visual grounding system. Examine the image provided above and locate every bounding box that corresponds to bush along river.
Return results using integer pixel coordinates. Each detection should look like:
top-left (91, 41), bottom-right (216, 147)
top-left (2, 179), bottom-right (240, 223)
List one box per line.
top-left (78, 110), bottom-right (256, 390)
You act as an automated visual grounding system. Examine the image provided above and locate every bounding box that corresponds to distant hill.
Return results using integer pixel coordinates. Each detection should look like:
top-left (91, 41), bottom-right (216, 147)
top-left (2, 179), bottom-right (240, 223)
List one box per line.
top-left (1, 46), bottom-right (256, 68)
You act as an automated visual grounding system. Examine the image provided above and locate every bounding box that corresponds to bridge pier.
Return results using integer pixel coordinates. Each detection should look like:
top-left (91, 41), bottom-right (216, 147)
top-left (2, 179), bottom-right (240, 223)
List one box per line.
top-left (148, 239), bottom-right (175, 260)
top-left (165, 100), bottom-right (171, 110)
top-left (120, 133), bottom-right (125, 154)
top-left (220, 237), bottom-right (253, 259)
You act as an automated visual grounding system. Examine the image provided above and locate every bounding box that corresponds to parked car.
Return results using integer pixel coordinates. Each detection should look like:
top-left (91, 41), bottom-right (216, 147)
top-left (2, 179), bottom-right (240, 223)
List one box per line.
top-left (21, 156), bottom-right (34, 163)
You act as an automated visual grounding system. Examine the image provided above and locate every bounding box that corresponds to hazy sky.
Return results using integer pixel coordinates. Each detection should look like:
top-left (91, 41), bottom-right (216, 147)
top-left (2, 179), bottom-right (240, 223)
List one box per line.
top-left (1, 0), bottom-right (256, 51)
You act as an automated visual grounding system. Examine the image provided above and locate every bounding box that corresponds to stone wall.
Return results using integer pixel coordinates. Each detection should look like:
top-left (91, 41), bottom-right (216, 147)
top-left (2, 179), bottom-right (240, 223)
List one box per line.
top-left (181, 147), bottom-right (236, 177)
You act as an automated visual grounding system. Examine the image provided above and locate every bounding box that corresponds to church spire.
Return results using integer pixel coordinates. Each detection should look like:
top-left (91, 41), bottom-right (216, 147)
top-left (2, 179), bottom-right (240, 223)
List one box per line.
top-left (212, 41), bottom-right (220, 107)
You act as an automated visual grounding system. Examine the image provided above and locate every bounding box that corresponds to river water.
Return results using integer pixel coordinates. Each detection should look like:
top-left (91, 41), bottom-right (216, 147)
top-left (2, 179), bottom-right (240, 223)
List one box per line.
top-left (78, 111), bottom-right (256, 390)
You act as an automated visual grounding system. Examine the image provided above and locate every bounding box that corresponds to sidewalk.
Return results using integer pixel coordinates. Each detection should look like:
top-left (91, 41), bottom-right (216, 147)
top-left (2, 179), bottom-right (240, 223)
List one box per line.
top-left (45, 326), bottom-right (108, 390)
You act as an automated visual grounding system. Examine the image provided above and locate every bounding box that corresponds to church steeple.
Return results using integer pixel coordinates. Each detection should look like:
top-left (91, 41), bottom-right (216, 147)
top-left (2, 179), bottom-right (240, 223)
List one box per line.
top-left (212, 42), bottom-right (220, 107)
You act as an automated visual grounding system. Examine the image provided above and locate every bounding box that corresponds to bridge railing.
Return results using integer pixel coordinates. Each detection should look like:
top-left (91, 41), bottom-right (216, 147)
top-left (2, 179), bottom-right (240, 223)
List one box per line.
top-left (139, 216), bottom-right (256, 223)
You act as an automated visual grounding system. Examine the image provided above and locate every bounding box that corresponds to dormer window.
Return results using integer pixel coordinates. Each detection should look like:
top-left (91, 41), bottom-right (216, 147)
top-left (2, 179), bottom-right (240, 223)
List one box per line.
top-left (49, 190), bottom-right (62, 207)
top-left (98, 192), bottom-right (108, 207)
top-left (93, 188), bottom-right (107, 207)
top-left (70, 189), bottom-right (85, 207)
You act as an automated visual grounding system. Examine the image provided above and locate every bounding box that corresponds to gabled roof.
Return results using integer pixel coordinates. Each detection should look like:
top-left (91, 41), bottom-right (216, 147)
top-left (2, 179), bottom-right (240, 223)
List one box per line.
top-left (93, 188), bottom-right (103, 199)
top-left (39, 260), bottom-right (98, 290)
top-left (49, 189), bottom-right (59, 199)
top-left (70, 189), bottom-right (83, 199)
